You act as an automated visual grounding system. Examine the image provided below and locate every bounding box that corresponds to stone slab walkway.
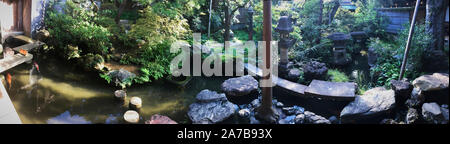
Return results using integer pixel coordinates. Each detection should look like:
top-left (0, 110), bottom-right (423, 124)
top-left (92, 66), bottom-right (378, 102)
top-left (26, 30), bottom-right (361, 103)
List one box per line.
top-left (244, 63), bottom-right (356, 101)
top-left (0, 81), bottom-right (22, 124)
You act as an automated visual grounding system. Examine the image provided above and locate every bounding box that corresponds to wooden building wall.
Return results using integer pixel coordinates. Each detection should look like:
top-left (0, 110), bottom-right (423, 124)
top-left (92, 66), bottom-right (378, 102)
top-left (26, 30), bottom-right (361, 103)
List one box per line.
top-left (0, 0), bottom-right (32, 37)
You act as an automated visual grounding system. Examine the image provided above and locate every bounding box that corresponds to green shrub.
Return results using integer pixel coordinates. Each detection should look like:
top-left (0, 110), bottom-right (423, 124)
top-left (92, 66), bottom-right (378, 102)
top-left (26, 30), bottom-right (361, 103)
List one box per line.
top-left (45, 0), bottom-right (112, 59)
top-left (327, 69), bottom-right (349, 82)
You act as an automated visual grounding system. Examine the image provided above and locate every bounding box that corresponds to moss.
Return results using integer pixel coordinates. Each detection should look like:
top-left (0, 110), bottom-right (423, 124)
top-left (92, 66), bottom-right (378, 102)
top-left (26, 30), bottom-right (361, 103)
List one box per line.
top-left (327, 69), bottom-right (349, 82)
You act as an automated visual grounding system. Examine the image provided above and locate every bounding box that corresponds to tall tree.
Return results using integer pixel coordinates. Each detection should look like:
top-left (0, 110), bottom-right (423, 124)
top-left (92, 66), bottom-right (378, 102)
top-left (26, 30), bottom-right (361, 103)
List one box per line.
top-left (328, 0), bottom-right (340, 24)
top-left (316, 0), bottom-right (324, 44)
top-left (115, 0), bottom-right (129, 24)
top-left (222, 0), bottom-right (250, 42)
top-left (425, 0), bottom-right (448, 51)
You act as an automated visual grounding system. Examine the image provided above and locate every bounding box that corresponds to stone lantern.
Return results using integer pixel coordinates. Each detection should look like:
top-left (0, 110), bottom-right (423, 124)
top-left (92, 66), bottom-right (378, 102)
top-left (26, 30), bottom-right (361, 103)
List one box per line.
top-left (350, 31), bottom-right (367, 43)
top-left (248, 6), bottom-right (254, 40)
top-left (275, 16), bottom-right (295, 76)
top-left (328, 32), bottom-right (351, 65)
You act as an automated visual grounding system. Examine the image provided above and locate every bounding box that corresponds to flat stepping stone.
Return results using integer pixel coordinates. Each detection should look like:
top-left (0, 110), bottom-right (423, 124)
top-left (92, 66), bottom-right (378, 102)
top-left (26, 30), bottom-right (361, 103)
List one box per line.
top-left (305, 80), bottom-right (356, 101)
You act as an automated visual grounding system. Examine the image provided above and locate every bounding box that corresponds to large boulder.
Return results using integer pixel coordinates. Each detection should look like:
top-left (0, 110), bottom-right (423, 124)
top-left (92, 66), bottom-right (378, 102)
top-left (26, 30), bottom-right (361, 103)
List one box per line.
top-left (188, 90), bottom-right (238, 124)
top-left (413, 73), bottom-right (449, 92)
top-left (145, 114), bottom-right (177, 124)
top-left (390, 80), bottom-right (413, 105)
top-left (221, 75), bottom-right (258, 97)
top-left (303, 61), bottom-right (328, 81)
top-left (421, 103), bottom-right (447, 124)
top-left (340, 87), bottom-right (396, 123)
top-left (412, 73), bottom-right (449, 104)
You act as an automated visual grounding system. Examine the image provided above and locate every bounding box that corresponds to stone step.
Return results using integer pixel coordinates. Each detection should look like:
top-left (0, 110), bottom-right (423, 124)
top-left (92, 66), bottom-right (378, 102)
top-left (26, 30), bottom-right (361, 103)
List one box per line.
top-left (305, 80), bottom-right (357, 101)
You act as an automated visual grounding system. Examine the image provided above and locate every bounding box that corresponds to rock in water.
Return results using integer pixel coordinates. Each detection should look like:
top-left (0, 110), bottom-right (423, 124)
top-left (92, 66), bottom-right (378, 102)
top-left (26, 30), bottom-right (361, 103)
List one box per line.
top-left (145, 114), bottom-right (177, 124)
top-left (114, 90), bottom-right (127, 101)
top-left (188, 90), bottom-right (238, 124)
top-left (196, 89), bottom-right (228, 103)
top-left (123, 110), bottom-right (139, 124)
top-left (129, 97), bottom-right (142, 110)
top-left (390, 80), bottom-right (412, 105)
top-left (422, 103), bottom-right (447, 124)
top-left (413, 73), bottom-right (449, 92)
top-left (340, 87), bottom-right (396, 123)
top-left (221, 75), bottom-right (258, 97)
top-left (406, 108), bottom-right (419, 124)
top-left (107, 69), bottom-right (136, 88)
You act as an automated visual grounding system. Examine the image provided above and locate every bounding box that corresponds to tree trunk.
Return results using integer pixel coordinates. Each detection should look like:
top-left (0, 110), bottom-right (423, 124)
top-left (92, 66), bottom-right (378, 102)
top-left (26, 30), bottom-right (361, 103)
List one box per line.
top-left (224, 0), bottom-right (231, 42)
top-left (115, 0), bottom-right (128, 24)
top-left (316, 0), bottom-right (324, 44)
top-left (426, 0), bottom-right (448, 51)
top-left (328, 0), bottom-right (340, 25)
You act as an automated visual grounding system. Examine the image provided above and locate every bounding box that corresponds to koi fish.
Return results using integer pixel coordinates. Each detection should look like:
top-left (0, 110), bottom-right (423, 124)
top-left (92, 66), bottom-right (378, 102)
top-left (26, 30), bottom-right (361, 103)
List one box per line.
top-left (6, 73), bottom-right (12, 90)
top-left (19, 49), bottom-right (28, 56)
top-left (34, 62), bottom-right (40, 73)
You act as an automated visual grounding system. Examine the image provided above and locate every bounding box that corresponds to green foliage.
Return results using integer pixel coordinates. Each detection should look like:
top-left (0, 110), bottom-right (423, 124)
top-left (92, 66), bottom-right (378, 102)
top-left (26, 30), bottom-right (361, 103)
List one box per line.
top-left (353, 0), bottom-right (388, 37)
top-left (368, 23), bottom-right (431, 86)
top-left (327, 69), bottom-right (350, 82)
top-left (45, 0), bottom-right (113, 59)
top-left (125, 6), bottom-right (190, 83)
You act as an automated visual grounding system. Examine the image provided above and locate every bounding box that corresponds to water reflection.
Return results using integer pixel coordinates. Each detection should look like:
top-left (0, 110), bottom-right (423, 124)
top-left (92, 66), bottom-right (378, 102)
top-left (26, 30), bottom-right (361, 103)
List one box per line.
top-left (7, 58), bottom-right (227, 124)
top-left (47, 111), bottom-right (92, 124)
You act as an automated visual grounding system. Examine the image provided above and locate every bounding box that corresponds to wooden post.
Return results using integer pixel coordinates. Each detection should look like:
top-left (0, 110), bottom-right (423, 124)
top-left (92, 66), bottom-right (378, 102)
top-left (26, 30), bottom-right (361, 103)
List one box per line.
top-left (399, 0), bottom-right (420, 80)
top-left (256, 0), bottom-right (278, 124)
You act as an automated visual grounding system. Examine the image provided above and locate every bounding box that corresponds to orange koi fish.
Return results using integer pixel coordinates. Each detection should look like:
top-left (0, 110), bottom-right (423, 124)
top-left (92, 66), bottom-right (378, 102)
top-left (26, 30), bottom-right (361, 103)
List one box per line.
top-left (34, 62), bottom-right (40, 73)
top-left (6, 73), bottom-right (12, 90)
top-left (19, 49), bottom-right (28, 56)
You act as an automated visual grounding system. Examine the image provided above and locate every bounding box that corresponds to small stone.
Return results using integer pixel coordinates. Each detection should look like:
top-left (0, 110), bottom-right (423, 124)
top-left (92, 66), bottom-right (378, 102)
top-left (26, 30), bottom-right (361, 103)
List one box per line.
top-left (294, 114), bottom-right (305, 124)
top-left (123, 110), bottom-right (139, 124)
top-left (251, 99), bottom-right (261, 108)
top-left (406, 108), bottom-right (419, 124)
top-left (238, 109), bottom-right (251, 118)
top-left (287, 69), bottom-right (301, 82)
top-left (422, 103), bottom-right (446, 124)
top-left (303, 111), bottom-right (331, 124)
top-left (328, 116), bottom-right (339, 124)
top-left (114, 90), bottom-right (127, 101)
top-left (276, 102), bottom-right (284, 107)
top-left (279, 115), bottom-right (296, 124)
top-left (129, 97), bottom-right (142, 110)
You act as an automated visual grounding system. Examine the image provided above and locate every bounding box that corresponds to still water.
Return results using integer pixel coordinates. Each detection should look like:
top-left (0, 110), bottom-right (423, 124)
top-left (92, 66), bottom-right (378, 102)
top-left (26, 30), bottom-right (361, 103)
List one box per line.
top-left (6, 58), bottom-right (227, 124)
